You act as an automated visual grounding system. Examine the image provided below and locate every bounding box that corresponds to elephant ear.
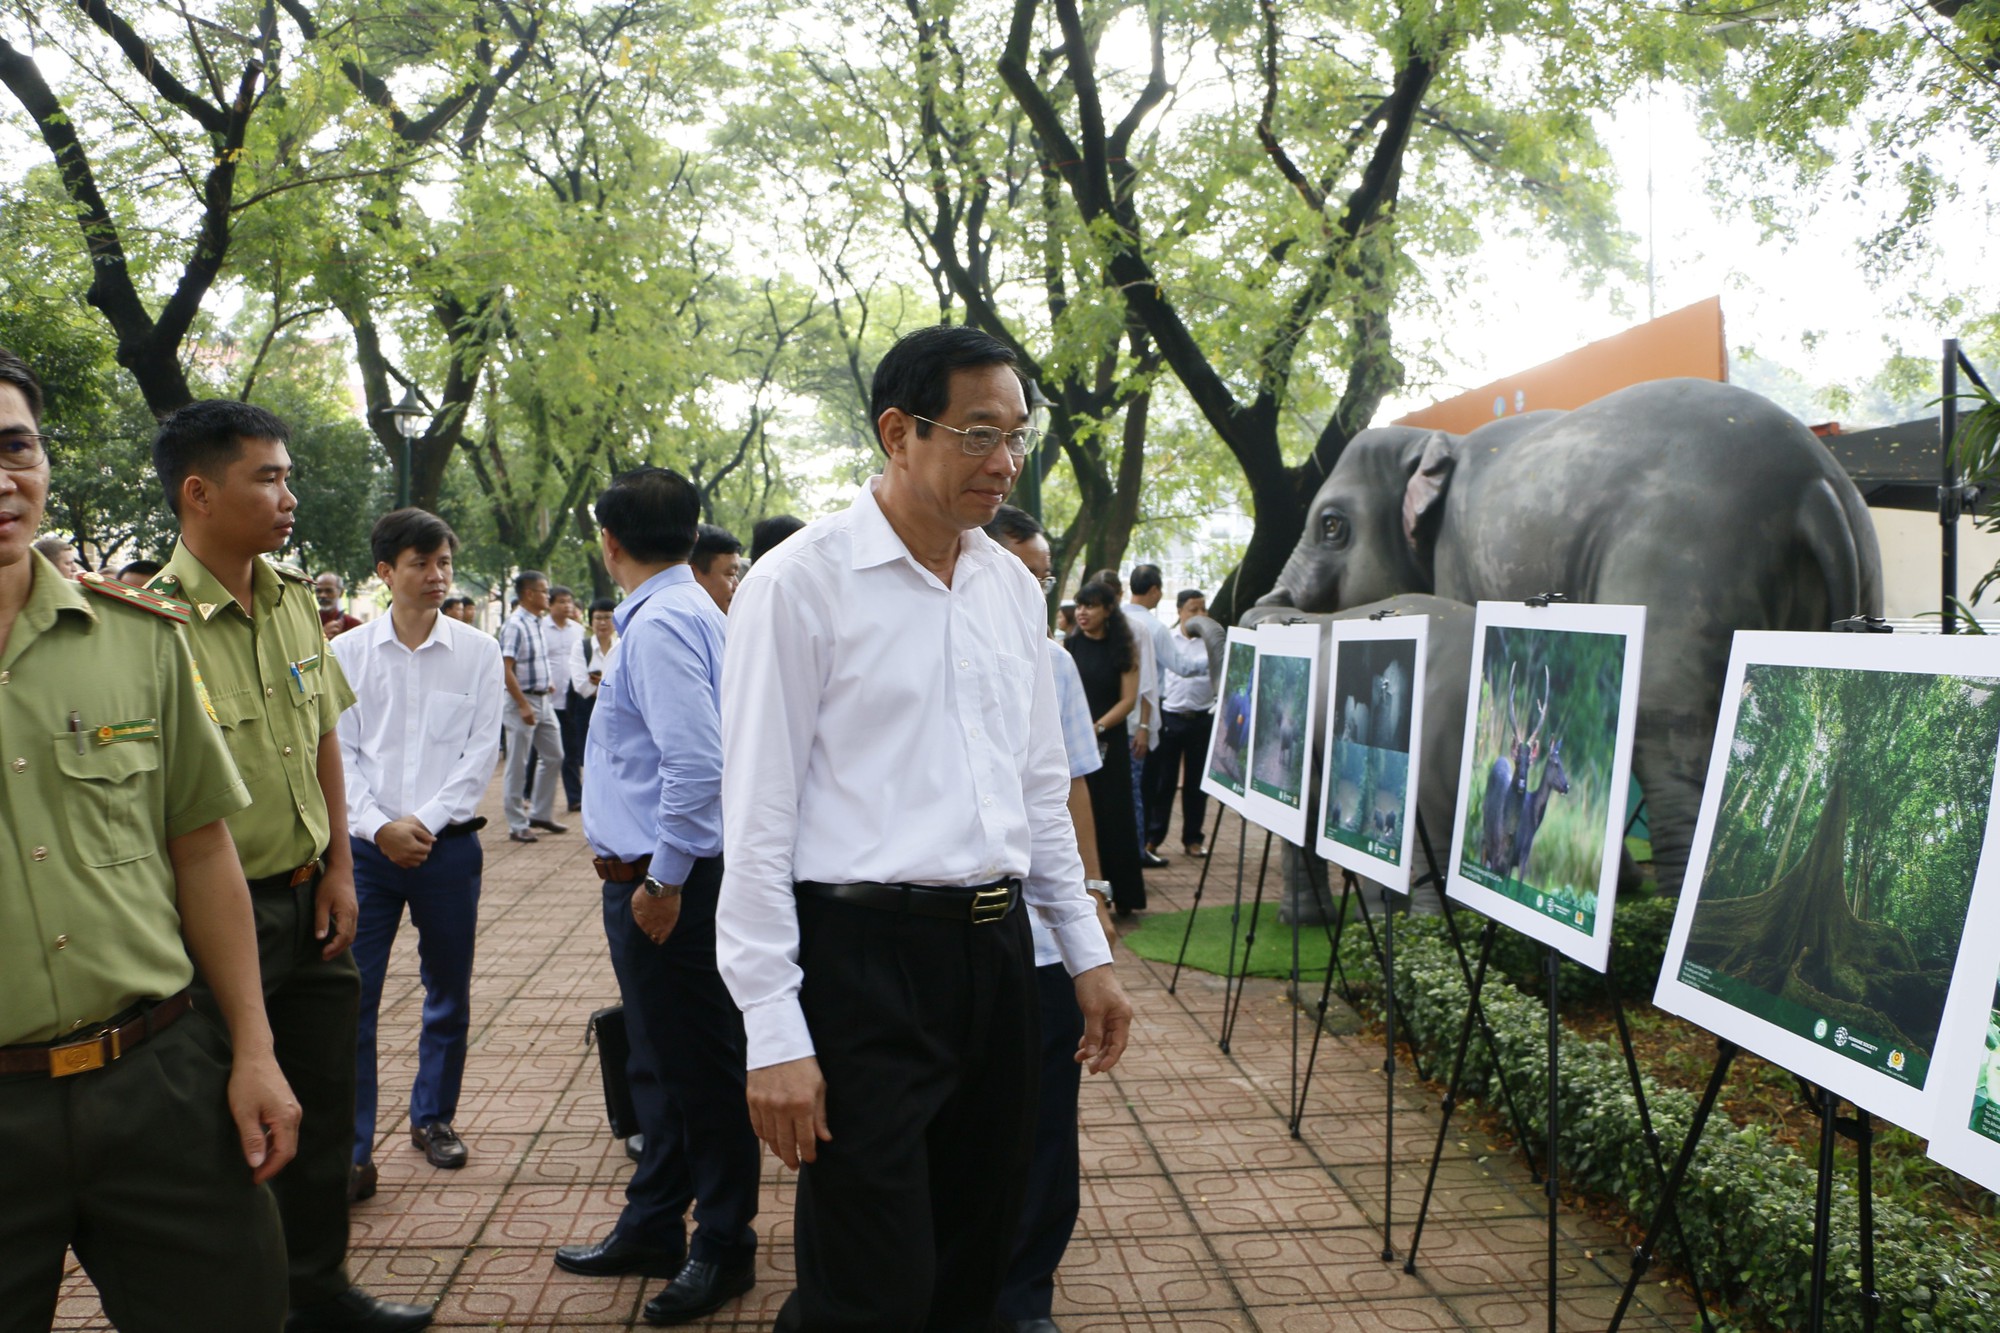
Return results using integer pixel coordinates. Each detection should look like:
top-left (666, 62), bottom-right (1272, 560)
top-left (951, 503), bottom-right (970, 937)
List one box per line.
top-left (1401, 431), bottom-right (1457, 556)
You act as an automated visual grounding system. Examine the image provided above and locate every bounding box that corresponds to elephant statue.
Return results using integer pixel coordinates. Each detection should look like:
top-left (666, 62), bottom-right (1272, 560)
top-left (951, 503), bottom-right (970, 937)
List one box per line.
top-left (1256, 377), bottom-right (1883, 896)
top-left (1241, 595), bottom-right (1475, 920)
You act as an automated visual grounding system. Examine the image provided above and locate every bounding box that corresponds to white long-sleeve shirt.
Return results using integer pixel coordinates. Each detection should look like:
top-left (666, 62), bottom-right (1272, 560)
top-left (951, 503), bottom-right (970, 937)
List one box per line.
top-left (716, 477), bottom-right (1113, 1070)
top-left (329, 610), bottom-right (505, 842)
top-left (569, 630), bottom-right (618, 700)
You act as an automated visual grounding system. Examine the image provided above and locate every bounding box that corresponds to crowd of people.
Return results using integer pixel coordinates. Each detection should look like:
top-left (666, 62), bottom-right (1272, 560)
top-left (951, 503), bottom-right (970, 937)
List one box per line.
top-left (0, 324), bottom-right (1209, 1332)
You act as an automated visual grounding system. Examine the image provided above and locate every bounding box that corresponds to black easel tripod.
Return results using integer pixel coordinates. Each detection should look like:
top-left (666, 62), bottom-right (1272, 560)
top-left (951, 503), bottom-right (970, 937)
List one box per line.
top-left (1167, 803), bottom-right (1275, 1053)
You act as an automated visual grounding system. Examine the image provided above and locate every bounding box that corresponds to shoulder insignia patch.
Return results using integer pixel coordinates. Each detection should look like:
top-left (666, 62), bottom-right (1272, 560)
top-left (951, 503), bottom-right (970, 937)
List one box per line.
top-left (190, 656), bottom-right (218, 723)
top-left (77, 571), bottom-right (191, 624)
top-left (272, 561), bottom-right (315, 586)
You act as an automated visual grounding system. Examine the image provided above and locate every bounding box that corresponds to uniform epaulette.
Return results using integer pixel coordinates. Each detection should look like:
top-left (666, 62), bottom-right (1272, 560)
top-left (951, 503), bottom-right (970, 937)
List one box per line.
top-left (77, 571), bottom-right (192, 624)
top-left (272, 561), bottom-right (315, 586)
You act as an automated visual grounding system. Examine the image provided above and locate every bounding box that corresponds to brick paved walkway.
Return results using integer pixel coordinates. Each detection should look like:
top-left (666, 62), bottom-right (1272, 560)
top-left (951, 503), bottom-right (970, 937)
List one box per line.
top-left (57, 773), bottom-right (1696, 1330)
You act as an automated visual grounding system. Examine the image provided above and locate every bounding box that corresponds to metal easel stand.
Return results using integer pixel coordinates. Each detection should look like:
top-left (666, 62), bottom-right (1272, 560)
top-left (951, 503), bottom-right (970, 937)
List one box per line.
top-left (1168, 801), bottom-right (1231, 996)
top-left (1217, 824), bottom-right (1276, 1054)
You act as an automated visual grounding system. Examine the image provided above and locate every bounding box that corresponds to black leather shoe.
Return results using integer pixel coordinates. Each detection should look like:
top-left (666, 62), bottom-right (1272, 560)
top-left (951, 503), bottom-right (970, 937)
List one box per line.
top-left (347, 1160), bottom-right (377, 1203)
top-left (624, 1133), bottom-right (645, 1162)
top-left (641, 1257), bottom-right (755, 1325)
top-left (284, 1287), bottom-right (432, 1333)
top-left (1139, 849), bottom-right (1169, 868)
top-left (411, 1121), bottom-right (467, 1169)
top-left (528, 818), bottom-right (569, 834)
top-left (554, 1231), bottom-right (686, 1279)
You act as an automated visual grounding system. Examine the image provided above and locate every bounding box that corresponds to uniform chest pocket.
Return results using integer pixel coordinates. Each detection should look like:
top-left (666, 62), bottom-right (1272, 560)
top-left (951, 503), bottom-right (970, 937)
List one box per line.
top-left (208, 687), bottom-right (271, 787)
top-left (52, 737), bottom-right (161, 867)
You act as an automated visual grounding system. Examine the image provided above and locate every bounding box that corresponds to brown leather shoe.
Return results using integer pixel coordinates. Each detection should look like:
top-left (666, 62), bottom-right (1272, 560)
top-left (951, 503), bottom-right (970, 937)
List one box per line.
top-left (411, 1120), bottom-right (468, 1169)
top-left (528, 818), bottom-right (569, 834)
top-left (507, 829), bottom-right (539, 843)
top-left (348, 1159), bottom-right (377, 1203)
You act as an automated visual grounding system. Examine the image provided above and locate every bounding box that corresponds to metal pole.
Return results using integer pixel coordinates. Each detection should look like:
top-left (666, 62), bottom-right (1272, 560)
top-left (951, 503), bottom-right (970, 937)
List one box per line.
top-left (1944, 338), bottom-right (1960, 635)
top-left (400, 434), bottom-right (412, 510)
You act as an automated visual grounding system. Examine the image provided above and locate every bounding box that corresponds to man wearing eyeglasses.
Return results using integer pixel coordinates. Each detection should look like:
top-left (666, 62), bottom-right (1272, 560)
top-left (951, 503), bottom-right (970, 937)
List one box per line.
top-left (717, 324), bottom-right (1134, 1332)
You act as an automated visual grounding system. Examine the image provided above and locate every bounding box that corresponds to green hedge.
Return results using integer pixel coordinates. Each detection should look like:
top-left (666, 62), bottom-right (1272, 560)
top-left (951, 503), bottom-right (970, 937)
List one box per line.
top-left (1336, 926), bottom-right (1999, 1332)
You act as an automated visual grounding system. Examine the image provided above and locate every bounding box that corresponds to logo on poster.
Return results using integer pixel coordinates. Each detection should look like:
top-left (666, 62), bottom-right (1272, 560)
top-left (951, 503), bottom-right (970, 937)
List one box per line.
top-left (1813, 1019), bottom-right (1829, 1040)
top-left (1888, 1049), bottom-right (1905, 1072)
top-left (1834, 1026), bottom-right (1850, 1048)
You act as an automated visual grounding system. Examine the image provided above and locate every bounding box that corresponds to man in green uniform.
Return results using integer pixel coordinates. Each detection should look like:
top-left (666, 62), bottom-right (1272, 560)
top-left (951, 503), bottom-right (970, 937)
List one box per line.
top-left (0, 347), bottom-right (298, 1332)
top-left (150, 400), bottom-right (431, 1333)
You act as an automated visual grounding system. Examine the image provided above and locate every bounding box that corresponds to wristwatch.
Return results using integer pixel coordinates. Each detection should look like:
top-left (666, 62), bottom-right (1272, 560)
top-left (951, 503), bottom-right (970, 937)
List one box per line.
top-left (640, 876), bottom-right (682, 900)
top-left (1084, 878), bottom-right (1111, 906)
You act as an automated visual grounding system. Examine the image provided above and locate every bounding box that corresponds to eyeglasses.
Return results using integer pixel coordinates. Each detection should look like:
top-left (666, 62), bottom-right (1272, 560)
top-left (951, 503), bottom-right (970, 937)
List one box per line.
top-left (1037, 574), bottom-right (1057, 594)
top-left (907, 414), bottom-right (1042, 460)
top-left (0, 429), bottom-right (49, 471)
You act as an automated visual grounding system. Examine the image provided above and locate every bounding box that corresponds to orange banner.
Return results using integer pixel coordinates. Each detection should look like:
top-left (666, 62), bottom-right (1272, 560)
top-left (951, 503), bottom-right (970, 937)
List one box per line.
top-left (1394, 297), bottom-right (1727, 435)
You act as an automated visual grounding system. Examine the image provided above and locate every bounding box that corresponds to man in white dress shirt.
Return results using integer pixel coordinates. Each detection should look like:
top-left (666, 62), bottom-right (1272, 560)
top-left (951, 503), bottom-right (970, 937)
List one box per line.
top-left (545, 585), bottom-right (587, 814)
top-left (330, 509), bottom-right (503, 1196)
top-left (717, 325), bottom-right (1134, 1333)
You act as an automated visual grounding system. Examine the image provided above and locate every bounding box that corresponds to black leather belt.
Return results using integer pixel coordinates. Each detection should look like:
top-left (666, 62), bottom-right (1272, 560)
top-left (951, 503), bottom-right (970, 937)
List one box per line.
top-left (796, 878), bottom-right (1022, 925)
top-left (247, 858), bottom-right (322, 893)
top-left (0, 991), bottom-right (192, 1078)
top-left (437, 817), bottom-right (486, 840)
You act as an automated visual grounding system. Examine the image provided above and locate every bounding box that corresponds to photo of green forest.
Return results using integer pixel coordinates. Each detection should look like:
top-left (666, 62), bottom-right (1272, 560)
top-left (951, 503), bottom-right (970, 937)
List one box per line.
top-left (1972, 969), bottom-right (2000, 1145)
top-left (1681, 664), bottom-right (2000, 1089)
top-left (1459, 625), bottom-right (1629, 934)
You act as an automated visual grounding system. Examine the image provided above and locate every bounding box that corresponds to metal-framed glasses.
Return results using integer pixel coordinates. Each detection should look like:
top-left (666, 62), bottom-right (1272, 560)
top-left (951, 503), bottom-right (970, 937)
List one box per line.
top-left (0, 429), bottom-right (49, 471)
top-left (908, 413), bottom-right (1041, 460)
top-left (1036, 574), bottom-right (1058, 594)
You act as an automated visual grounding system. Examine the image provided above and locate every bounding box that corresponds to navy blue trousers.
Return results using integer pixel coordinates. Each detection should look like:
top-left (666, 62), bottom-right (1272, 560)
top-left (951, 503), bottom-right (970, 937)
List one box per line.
top-left (351, 833), bottom-right (482, 1163)
top-left (997, 962), bottom-right (1085, 1321)
top-left (601, 857), bottom-right (759, 1264)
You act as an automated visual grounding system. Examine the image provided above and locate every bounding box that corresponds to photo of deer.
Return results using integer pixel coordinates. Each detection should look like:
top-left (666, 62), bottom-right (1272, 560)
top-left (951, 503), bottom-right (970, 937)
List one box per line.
top-left (1458, 623), bottom-right (1630, 934)
top-left (1324, 636), bottom-right (1420, 867)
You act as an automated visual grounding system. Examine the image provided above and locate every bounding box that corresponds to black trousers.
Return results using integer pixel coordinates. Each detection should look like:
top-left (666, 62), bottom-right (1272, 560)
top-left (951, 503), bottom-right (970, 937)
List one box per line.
top-left (776, 894), bottom-right (1039, 1333)
top-left (193, 873), bottom-right (360, 1309)
top-left (556, 689), bottom-right (588, 808)
top-left (1145, 708), bottom-right (1213, 849)
top-left (0, 1016), bottom-right (287, 1333)
top-left (996, 962), bottom-right (1085, 1321)
top-left (600, 857), bottom-right (759, 1264)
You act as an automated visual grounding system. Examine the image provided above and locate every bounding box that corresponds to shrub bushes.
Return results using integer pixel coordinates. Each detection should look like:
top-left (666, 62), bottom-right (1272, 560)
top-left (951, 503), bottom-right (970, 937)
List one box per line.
top-left (1336, 924), bottom-right (1999, 1332)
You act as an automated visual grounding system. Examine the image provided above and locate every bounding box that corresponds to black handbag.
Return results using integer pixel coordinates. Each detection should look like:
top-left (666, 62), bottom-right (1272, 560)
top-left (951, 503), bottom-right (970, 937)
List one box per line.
top-left (586, 1004), bottom-right (640, 1139)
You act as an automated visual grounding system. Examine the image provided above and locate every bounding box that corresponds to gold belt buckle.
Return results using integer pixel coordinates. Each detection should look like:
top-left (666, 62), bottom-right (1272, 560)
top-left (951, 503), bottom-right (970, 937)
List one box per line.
top-left (48, 1029), bottom-right (117, 1078)
top-left (969, 886), bottom-right (1013, 925)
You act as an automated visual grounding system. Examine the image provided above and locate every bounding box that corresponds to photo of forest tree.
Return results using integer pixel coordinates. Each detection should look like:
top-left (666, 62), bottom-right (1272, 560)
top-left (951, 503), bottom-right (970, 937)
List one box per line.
top-left (1459, 625), bottom-right (1629, 934)
top-left (1682, 664), bottom-right (2000, 1089)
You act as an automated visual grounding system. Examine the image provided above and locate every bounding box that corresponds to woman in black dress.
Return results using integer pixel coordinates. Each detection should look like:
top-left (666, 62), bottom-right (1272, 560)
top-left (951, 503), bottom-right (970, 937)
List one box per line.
top-left (1065, 583), bottom-right (1146, 914)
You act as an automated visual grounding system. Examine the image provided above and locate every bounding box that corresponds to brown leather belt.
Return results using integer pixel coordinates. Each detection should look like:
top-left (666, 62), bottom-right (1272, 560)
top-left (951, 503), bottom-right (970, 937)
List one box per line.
top-left (797, 878), bottom-right (1022, 925)
top-left (0, 990), bottom-right (193, 1078)
top-left (246, 858), bottom-right (322, 893)
top-left (593, 853), bottom-right (652, 884)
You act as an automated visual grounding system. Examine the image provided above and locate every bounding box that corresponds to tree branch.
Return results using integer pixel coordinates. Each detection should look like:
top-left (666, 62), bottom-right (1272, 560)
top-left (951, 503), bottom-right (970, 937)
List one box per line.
top-left (74, 0), bottom-right (227, 134)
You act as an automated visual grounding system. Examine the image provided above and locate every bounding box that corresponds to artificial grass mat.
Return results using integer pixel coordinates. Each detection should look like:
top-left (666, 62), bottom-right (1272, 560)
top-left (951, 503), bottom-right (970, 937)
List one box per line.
top-left (1121, 904), bottom-right (1339, 981)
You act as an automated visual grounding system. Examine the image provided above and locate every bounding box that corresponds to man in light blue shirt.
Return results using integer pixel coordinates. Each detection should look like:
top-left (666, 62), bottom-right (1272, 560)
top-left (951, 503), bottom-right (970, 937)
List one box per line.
top-left (554, 467), bottom-right (759, 1327)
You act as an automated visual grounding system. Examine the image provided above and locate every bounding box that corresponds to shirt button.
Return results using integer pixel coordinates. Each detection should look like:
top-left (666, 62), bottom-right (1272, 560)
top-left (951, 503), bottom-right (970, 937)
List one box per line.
top-left (32, 846), bottom-right (48, 861)
top-left (959, 660), bottom-right (970, 669)
top-left (0, 670), bottom-right (9, 684)
top-left (283, 745), bottom-right (293, 756)
top-left (265, 687), bottom-right (274, 698)
top-left (297, 802), bottom-right (307, 816)
top-left (968, 727), bottom-right (979, 739)
top-left (10, 757), bottom-right (23, 773)
top-left (982, 797), bottom-right (993, 807)
top-left (54, 935), bottom-right (67, 950)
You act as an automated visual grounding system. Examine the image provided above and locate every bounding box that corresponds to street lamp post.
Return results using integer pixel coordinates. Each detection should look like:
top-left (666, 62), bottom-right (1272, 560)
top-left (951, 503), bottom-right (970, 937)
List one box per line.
top-left (378, 388), bottom-right (427, 508)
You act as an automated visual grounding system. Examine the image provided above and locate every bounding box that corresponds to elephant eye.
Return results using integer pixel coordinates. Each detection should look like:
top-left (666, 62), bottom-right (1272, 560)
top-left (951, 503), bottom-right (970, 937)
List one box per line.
top-left (1319, 510), bottom-right (1349, 547)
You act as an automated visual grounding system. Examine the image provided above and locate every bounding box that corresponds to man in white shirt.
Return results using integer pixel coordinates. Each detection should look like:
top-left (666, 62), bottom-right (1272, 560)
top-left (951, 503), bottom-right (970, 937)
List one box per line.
top-left (1147, 589), bottom-right (1218, 857)
top-left (717, 325), bottom-right (1133, 1333)
top-left (1116, 566), bottom-right (1171, 865)
top-left (329, 509), bottom-right (503, 1197)
top-left (568, 595), bottom-right (618, 717)
top-left (499, 571), bottom-right (567, 842)
top-left (546, 585), bottom-right (587, 814)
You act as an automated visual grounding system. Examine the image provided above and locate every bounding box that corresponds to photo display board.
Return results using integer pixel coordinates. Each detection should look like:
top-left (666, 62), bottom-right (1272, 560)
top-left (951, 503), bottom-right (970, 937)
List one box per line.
top-left (1655, 631), bottom-right (2000, 1136)
top-left (1926, 871), bottom-right (2000, 1194)
top-left (1316, 616), bottom-right (1429, 893)
top-left (1445, 601), bottom-right (1646, 972)
top-left (1200, 626), bottom-right (1259, 816)
top-left (1242, 622), bottom-right (1321, 846)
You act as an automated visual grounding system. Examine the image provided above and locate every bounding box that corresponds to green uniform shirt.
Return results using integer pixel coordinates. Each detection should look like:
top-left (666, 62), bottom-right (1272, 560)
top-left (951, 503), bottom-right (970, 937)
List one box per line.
top-left (0, 552), bottom-right (252, 1046)
top-left (152, 542), bottom-right (355, 881)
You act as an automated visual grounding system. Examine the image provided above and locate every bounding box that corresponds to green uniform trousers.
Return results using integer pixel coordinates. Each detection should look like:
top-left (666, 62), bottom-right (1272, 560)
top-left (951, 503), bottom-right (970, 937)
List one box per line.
top-left (193, 873), bottom-right (362, 1310)
top-left (0, 1013), bottom-right (287, 1333)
